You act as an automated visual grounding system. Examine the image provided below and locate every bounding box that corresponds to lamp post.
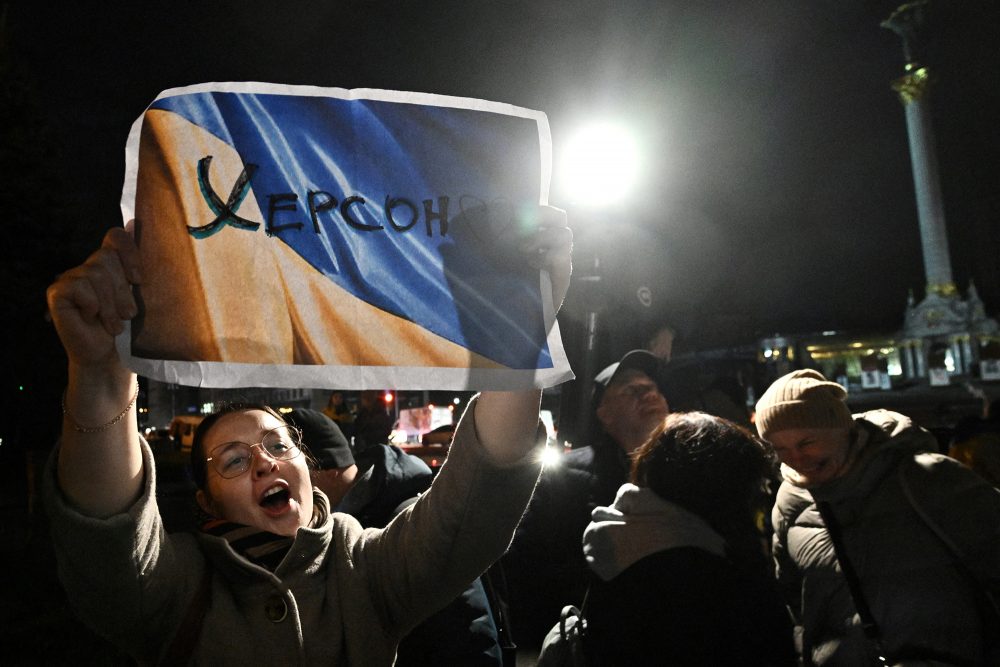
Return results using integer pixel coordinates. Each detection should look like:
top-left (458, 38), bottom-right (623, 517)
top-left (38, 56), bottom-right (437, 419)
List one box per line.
top-left (556, 120), bottom-right (641, 446)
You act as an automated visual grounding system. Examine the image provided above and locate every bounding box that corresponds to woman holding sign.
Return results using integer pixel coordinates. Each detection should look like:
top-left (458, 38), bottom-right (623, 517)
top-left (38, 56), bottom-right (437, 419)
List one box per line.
top-left (44, 209), bottom-right (571, 665)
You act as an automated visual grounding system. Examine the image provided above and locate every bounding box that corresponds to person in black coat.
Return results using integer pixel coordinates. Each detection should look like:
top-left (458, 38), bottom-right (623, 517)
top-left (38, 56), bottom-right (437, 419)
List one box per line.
top-left (581, 412), bottom-right (796, 666)
top-left (502, 350), bottom-right (669, 649)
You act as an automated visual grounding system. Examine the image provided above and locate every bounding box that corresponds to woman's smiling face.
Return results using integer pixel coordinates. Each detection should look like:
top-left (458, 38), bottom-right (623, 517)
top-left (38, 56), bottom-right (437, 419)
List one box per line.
top-left (767, 426), bottom-right (853, 487)
top-left (196, 409), bottom-right (314, 537)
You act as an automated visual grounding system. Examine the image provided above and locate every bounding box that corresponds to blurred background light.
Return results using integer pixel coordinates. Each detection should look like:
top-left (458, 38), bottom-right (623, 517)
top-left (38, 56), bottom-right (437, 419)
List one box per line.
top-left (558, 120), bottom-right (640, 207)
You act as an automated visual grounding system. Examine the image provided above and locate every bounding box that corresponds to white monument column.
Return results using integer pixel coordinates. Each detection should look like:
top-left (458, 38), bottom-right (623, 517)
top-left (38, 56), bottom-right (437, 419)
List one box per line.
top-left (891, 65), bottom-right (957, 298)
top-left (883, 2), bottom-right (988, 347)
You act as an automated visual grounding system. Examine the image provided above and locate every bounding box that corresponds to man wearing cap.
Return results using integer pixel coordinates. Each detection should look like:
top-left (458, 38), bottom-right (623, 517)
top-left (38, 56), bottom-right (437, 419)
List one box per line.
top-left (286, 408), bottom-right (504, 666)
top-left (502, 350), bottom-right (670, 649)
top-left (756, 370), bottom-right (1000, 666)
top-left (286, 408), bottom-right (432, 524)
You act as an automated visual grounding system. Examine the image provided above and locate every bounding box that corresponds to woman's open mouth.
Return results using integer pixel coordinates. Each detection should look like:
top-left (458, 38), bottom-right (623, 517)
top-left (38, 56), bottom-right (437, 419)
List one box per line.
top-left (259, 484), bottom-right (292, 516)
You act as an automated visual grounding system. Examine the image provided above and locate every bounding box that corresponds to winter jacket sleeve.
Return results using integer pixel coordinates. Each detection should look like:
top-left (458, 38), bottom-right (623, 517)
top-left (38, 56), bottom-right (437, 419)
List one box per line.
top-left (771, 481), bottom-right (869, 664)
top-left (346, 394), bottom-right (544, 637)
top-left (500, 455), bottom-right (598, 648)
top-left (42, 437), bottom-right (203, 663)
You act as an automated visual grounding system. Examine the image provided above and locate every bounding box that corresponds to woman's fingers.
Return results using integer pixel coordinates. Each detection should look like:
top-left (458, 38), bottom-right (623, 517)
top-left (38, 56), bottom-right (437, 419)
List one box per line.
top-left (518, 206), bottom-right (573, 311)
top-left (103, 224), bottom-right (142, 285)
top-left (519, 207), bottom-right (571, 266)
top-left (89, 249), bottom-right (137, 335)
top-left (46, 226), bottom-right (142, 365)
top-left (91, 226), bottom-right (141, 334)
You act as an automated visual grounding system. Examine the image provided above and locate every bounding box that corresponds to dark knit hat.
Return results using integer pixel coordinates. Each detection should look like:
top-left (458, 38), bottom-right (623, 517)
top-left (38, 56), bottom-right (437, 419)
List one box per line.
top-left (285, 408), bottom-right (354, 469)
top-left (755, 370), bottom-right (852, 441)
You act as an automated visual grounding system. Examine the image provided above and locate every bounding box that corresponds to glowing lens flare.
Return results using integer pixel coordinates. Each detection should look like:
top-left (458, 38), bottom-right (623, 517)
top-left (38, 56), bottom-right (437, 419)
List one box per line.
top-left (539, 444), bottom-right (563, 468)
top-left (560, 122), bottom-right (640, 206)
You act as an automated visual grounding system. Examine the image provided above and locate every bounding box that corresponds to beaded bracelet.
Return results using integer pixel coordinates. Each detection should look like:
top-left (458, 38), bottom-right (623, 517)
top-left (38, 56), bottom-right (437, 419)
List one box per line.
top-left (62, 382), bottom-right (140, 433)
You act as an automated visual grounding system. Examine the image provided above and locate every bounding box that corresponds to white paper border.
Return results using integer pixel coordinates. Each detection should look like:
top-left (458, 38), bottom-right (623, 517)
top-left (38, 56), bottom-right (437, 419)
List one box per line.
top-left (118, 82), bottom-right (569, 390)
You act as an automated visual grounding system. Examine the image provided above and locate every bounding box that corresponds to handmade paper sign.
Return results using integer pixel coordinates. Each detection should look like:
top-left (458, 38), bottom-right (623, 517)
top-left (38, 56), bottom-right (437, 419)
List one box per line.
top-left (119, 82), bottom-right (572, 390)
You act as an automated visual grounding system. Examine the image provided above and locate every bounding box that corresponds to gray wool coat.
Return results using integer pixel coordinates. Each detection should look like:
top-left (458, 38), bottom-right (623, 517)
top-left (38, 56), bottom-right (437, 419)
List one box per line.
top-left (44, 397), bottom-right (542, 666)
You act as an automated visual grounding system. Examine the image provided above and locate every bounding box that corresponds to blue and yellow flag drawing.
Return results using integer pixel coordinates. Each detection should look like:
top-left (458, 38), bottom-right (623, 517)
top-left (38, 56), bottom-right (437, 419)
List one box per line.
top-left (119, 83), bottom-right (571, 389)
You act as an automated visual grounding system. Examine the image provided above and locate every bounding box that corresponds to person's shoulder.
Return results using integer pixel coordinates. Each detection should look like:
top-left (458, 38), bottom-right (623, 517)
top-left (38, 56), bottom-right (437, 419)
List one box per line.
top-left (854, 409), bottom-right (910, 437)
top-left (905, 449), bottom-right (995, 488)
top-left (545, 446), bottom-right (602, 484)
top-left (896, 451), bottom-right (1000, 523)
top-left (562, 445), bottom-right (597, 468)
top-left (856, 409), bottom-right (938, 453)
top-left (328, 509), bottom-right (369, 545)
top-left (911, 450), bottom-right (964, 468)
top-left (855, 408), bottom-right (924, 438)
top-left (773, 480), bottom-right (815, 523)
top-left (380, 444), bottom-right (433, 481)
top-left (897, 451), bottom-right (1000, 544)
top-left (528, 448), bottom-right (595, 502)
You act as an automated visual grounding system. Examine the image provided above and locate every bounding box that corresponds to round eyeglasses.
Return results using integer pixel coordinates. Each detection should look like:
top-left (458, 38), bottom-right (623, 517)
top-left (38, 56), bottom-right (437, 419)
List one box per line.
top-left (205, 424), bottom-right (303, 479)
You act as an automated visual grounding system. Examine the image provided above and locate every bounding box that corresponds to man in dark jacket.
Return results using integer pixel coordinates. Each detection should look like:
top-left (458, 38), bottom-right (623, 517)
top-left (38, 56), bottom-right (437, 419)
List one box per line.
top-left (502, 350), bottom-right (669, 649)
top-left (287, 408), bottom-right (503, 666)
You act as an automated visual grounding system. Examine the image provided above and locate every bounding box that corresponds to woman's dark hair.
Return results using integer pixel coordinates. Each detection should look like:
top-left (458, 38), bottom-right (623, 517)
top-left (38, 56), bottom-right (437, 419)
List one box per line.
top-left (631, 411), bottom-right (777, 571)
top-left (190, 402), bottom-right (316, 492)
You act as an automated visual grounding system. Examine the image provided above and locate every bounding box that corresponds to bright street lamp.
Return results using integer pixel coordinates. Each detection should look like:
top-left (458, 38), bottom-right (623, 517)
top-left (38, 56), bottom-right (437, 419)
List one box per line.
top-left (556, 119), bottom-right (643, 446)
top-left (558, 121), bottom-right (641, 207)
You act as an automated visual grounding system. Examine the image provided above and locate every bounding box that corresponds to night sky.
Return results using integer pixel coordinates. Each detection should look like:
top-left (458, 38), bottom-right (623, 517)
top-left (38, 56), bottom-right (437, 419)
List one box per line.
top-left (3, 1), bottom-right (999, 440)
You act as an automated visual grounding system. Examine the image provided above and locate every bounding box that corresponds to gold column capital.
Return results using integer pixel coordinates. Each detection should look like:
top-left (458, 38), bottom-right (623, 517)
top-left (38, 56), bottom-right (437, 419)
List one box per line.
top-left (891, 65), bottom-right (931, 104)
top-left (926, 281), bottom-right (958, 297)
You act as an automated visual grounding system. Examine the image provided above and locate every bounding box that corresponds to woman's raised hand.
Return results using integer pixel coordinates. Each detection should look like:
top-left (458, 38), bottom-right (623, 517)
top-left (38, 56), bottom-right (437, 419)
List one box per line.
top-left (46, 224), bottom-right (142, 371)
top-left (49, 224), bottom-right (145, 517)
top-left (519, 205), bottom-right (573, 314)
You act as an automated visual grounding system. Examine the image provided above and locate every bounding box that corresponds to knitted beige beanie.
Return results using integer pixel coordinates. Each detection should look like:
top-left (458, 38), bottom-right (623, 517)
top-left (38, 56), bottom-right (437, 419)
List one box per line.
top-left (755, 369), bottom-right (852, 441)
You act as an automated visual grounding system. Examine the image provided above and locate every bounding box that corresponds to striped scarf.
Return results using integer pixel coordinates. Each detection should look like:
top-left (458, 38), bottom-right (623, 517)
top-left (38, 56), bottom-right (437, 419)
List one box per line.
top-left (200, 489), bottom-right (329, 571)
